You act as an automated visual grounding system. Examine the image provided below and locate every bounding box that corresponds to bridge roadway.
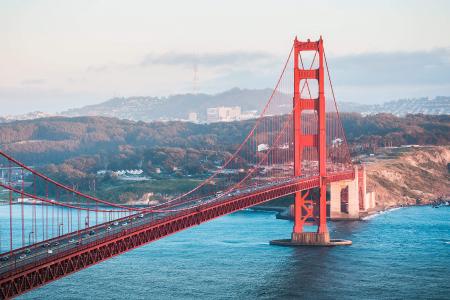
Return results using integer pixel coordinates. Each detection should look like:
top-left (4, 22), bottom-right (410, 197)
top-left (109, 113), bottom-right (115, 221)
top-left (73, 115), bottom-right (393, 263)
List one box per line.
top-left (1, 177), bottom-right (296, 274)
top-left (0, 177), bottom-right (298, 274)
top-left (0, 170), bottom-right (353, 299)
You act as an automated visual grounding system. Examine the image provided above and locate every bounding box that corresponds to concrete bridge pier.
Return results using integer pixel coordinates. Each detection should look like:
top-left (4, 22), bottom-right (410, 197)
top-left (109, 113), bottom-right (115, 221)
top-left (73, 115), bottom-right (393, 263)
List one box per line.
top-left (329, 165), bottom-right (376, 220)
top-left (329, 166), bottom-right (361, 220)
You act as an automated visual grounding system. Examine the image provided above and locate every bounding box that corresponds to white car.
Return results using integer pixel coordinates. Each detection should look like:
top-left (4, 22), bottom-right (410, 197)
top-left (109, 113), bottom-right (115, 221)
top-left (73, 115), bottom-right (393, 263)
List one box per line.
top-left (122, 222), bottom-right (128, 226)
top-left (113, 221), bottom-right (119, 226)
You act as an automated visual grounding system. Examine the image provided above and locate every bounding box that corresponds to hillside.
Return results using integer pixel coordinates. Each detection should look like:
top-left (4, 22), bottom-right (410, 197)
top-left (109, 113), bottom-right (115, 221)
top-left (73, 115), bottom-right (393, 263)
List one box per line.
top-left (0, 113), bottom-right (448, 203)
top-left (0, 113), bottom-right (447, 164)
top-left (61, 88), bottom-right (273, 122)
top-left (339, 96), bottom-right (450, 116)
top-left (366, 146), bottom-right (450, 207)
top-left (1, 88), bottom-right (448, 123)
top-left (0, 116), bottom-right (255, 164)
top-left (341, 113), bottom-right (449, 153)
top-left (57, 88), bottom-right (449, 122)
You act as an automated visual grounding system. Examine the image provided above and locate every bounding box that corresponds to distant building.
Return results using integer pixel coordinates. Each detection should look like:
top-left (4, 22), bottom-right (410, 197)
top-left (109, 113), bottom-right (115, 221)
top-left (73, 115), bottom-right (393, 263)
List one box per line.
top-left (188, 112), bottom-right (198, 123)
top-left (257, 144), bottom-right (269, 152)
top-left (241, 110), bottom-right (258, 120)
top-left (339, 96), bottom-right (450, 116)
top-left (112, 170), bottom-right (126, 176)
top-left (206, 106), bottom-right (241, 123)
top-left (126, 169), bottom-right (143, 175)
top-left (96, 170), bottom-right (107, 175)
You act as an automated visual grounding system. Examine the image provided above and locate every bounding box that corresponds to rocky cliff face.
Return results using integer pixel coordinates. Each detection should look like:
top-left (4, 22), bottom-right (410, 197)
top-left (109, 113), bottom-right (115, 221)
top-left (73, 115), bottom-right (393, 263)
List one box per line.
top-left (366, 146), bottom-right (450, 208)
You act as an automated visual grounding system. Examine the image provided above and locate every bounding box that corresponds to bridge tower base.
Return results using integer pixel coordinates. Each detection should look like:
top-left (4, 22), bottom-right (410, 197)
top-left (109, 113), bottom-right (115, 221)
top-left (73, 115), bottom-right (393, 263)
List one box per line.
top-left (270, 232), bottom-right (352, 247)
top-left (292, 232), bottom-right (330, 245)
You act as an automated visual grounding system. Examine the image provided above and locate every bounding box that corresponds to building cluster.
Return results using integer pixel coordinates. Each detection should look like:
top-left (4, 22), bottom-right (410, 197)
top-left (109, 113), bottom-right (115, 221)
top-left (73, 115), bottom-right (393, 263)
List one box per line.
top-left (204, 106), bottom-right (258, 123)
top-left (188, 112), bottom-right (198, 123)
top-left (373, 97), bottom-right (450, 116)
top-left (346, 96), bottom-right (450, 116)
top-left (207, 106), bottom-right (241, 123)
top-left (96, 169), bottom-right (145, 180)
top-left (0, 167), bottom-right (32, 187)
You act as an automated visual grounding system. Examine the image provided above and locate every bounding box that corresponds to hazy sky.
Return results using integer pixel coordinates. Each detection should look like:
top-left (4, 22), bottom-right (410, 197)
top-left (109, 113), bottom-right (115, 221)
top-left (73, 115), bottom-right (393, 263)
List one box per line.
top-left (1, 0), bottom-right (449, 115)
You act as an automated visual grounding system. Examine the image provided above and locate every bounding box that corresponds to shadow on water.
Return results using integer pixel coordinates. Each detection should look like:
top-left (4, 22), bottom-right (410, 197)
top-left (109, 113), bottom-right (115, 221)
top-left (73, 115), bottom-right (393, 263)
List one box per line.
top-left (255, 222), bottom-right (366, 299)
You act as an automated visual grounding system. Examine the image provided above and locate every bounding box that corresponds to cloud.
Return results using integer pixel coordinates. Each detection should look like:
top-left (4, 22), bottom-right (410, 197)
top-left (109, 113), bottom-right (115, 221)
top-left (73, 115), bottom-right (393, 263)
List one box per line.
top-left (140, 51), bottom-right (276, 68)
top-left (85, 51), bottom-right (278, 77)
top-left (329, 48), bottom-right (450, 86)
top-left (21, 79), bottom-right (46, 85)
top-left (0, 86), bottom-right (101, 115)
top-left (86, 64), bottom-right (110, 73)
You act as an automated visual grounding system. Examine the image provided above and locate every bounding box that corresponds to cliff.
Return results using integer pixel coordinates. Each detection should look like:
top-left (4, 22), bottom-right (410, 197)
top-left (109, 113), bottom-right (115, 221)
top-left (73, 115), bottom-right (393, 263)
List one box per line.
top-left (366, 146), bottom-right (450, 208)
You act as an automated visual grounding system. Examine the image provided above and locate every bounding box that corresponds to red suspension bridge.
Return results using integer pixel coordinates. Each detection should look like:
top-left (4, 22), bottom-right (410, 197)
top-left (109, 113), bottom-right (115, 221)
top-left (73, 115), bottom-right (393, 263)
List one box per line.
top-left (0, 37), bottom-right (365, 299)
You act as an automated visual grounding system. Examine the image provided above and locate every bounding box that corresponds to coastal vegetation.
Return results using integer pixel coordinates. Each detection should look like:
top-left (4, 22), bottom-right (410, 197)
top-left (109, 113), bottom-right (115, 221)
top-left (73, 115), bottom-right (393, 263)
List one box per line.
top-left (0, 113), bottom-right (448, 203)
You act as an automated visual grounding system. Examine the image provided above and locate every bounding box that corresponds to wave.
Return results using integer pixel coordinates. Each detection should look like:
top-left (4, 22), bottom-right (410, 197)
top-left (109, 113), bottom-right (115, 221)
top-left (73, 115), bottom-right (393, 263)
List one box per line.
top-left (362, 207), bottom-right (403, 220)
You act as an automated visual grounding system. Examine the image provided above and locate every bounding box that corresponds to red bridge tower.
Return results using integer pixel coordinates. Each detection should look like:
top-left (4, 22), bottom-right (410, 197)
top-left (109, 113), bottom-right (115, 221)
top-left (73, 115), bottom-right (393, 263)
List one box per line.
top-left (292, 37), bottom-right (329, 244)
top-left (271, 36), bottom-right (352, 247)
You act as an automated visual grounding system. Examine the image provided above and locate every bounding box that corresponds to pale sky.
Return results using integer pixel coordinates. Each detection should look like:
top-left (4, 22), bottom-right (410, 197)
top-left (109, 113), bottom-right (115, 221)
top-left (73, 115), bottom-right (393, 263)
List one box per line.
top-left (1, 0), bottom-right (449, 115)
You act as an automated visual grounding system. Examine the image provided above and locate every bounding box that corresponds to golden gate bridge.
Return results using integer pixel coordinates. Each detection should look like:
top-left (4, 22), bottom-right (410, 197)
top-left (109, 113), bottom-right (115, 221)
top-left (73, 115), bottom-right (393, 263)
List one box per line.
top-left (0, 37), bottom-right (368, 299)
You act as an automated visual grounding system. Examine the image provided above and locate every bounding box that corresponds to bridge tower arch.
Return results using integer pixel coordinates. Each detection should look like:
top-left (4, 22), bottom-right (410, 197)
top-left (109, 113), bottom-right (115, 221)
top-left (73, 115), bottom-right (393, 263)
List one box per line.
top-left (291, 37), bottom-right (330, 245)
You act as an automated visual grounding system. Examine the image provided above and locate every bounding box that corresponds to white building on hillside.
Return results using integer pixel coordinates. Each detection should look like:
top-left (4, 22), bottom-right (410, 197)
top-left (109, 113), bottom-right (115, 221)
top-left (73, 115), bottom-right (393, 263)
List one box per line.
top-left (188, 112), bottom-right (198, 123)
top-left (206, 106), bottom-right (241, 123)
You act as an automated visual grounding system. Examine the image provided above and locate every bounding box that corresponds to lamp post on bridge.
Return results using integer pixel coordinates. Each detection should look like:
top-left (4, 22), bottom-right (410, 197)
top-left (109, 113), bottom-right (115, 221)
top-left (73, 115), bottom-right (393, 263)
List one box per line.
top-left (58, 223), bottom-right (64, 237)
top-left (28, 231), bottom-right (34, 246)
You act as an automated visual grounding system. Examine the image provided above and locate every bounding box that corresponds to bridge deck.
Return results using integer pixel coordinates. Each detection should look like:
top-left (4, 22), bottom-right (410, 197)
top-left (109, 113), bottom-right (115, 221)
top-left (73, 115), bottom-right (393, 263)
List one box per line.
top-left (0, 171), bottom-right (353, 299)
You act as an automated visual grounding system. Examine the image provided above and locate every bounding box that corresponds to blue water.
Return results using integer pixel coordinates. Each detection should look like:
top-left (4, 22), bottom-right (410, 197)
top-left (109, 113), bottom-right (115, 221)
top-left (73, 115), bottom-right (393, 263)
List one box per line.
top-left (16, 206), bottom-right (450, 300)
top-left (0, 204), bottom-right (111, 251)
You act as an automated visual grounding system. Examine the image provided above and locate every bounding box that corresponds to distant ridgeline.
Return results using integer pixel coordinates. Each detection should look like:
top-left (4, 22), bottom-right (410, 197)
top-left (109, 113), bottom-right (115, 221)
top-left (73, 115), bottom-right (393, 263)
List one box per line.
top-left (339, 96), bottom-right (450, 116)
top-left (0, 90), bottom-right (449, 123)
top-left (60, 88), bottom-right (273, 122)
top-left (59, 90), bottom-right (450, 122)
